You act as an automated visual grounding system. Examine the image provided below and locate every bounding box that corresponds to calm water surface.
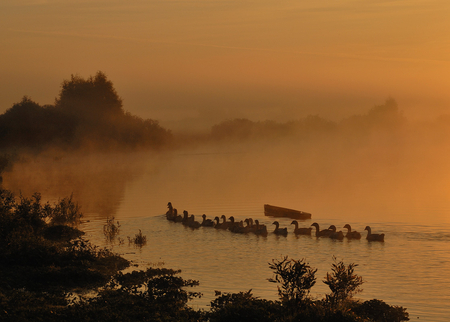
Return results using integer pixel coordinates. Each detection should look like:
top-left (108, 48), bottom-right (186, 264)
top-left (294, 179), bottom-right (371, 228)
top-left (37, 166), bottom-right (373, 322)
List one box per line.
top-left (75, 149), bottom-right (450, 322)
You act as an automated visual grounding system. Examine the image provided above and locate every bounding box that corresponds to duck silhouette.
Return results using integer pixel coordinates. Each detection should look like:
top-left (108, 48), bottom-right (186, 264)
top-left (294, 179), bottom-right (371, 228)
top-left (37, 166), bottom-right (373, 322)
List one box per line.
top-left (343, 224), bottom-right (361, 239)
top-left (201, 214), bottom-right (215, 227)
top-left (254, 220), bottom-right (268, 236)
top-left (291, 220), bottom-right (312, 235)
top-left (365, 226), bottom-right (385, 242)
top-left (311, 222), bottom-right (333, 237)
top-left (273, 221), bottom-right (288, 236)
top-left (328, 225), bottom-right (344, 240)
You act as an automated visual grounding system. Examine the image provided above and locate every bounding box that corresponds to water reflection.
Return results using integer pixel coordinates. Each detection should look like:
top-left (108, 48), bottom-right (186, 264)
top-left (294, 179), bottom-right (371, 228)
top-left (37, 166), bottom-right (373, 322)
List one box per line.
top-left (2, 152), bottom-right (149, 218)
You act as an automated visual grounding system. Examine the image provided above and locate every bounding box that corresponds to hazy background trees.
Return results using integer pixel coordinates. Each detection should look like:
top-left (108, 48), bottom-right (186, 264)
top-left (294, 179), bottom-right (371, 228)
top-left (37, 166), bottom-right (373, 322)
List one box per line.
top-left (0, 71), bottom-right (446, 155)
top-left (0, 72), bottom-right (172, 153)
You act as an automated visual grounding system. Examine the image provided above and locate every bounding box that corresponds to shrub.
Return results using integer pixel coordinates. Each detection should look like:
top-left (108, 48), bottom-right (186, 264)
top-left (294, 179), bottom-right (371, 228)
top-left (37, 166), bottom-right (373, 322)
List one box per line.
top-left (128, 229), bottom-right (147, 247)
top-left (353, 299), bottom-right (409, 322)
top-left (49, 194), bottom-right (83, 225)
top-left (323, 256), bottom-right (364, 307)
top-left (103, 216), bottom-right (120, 242)
top-left (208, 290), bottom-right (279, 322)
top-left (268, 256), bottom-right (317, 306)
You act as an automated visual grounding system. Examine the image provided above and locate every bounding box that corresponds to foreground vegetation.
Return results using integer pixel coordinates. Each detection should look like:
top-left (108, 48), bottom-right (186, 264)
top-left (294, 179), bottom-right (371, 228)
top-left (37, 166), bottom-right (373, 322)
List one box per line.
top-left (0, 188), bottom-right (409, 322)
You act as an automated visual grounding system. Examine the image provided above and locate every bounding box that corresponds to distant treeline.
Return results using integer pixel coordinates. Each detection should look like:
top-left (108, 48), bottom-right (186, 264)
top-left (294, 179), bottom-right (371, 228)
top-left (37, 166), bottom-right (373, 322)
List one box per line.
top-left (2, 72), bottom-right (450, 154)
top-left (209, 98), bottom-right (405, 142)
top-left (0, 72), bottom-right (172, 153)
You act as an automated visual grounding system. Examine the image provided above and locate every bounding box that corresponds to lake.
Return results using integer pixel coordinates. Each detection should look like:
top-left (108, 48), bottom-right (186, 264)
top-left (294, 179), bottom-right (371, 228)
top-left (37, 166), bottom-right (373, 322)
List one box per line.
top-left (3, 136), bottom-right (450, 321)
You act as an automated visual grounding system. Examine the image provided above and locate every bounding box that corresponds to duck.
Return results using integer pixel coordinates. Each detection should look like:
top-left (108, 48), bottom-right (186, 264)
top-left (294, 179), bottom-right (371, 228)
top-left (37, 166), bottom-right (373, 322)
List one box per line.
top-left (188, 215), bottom-right (201, 229)
top-left (181, 210), bottom-right (190, 226)
top-left (201, 214), bottom-right (215, 227)
top-left (230, 220), bottom-right (247, 233)
top-left (231, 219), bottom-right (254, 234)
top-left (272, 221), bottom-right (288, 236)
top-left (328, 225), bottom-right (344, 240)
top-left (364, 226), bottom-right (385, 242)
top-left (214, 215), bottom-right (231, 230)
top-left (291, 220), bottom-right (312, 235)
top-left (254, 220), bottom-right (268, 236)
top-left (213, 216), bottom-right (222, 229)
top-left (173, 209), bottom-right (183, 222)
top-left (166, 202), bottom-right (174, 220)
top-left (227, 216), bottom-right (241, 232)
top-left (244, 219), bottom-right (256, 233)
top-left (311, 222), bottom-right (333, 237)
top-left (343, 224), bottom-right (361, 239)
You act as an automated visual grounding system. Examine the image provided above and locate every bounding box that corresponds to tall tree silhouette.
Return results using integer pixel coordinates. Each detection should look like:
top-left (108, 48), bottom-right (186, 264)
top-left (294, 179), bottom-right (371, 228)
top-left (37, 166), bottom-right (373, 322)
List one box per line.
top-left (55, 71), bottom-right (124, 121)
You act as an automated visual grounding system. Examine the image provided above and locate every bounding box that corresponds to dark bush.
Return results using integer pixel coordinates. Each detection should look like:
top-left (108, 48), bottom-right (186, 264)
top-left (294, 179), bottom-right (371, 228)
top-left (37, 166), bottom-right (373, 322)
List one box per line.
top-left (208, 290), bottom-right (279, 322)
top-left (353, 299), bottom-right (409, 322)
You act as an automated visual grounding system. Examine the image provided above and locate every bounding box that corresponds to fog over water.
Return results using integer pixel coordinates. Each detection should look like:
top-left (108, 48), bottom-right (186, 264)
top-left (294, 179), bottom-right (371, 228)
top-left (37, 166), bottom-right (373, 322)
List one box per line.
top-left (4, 107), bottom-right (450, 225)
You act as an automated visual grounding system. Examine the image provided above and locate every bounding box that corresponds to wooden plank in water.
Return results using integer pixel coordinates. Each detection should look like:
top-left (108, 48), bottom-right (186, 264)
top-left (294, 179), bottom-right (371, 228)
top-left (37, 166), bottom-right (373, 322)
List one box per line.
top-left (264, 204), bottom-right (312, 220)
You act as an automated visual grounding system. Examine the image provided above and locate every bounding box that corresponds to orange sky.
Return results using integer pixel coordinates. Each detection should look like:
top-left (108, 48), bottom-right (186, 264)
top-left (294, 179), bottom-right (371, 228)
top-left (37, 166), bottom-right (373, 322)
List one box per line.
top-left (1, 0), bottom-right (449, 130)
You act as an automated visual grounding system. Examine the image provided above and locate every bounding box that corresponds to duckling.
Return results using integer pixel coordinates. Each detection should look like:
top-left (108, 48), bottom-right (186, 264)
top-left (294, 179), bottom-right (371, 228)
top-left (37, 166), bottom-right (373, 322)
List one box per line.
top-left (273, 221), bottom-right (288, 236)
top-left (201, 214), bottom-right (215, 227)
top-left (343, 224), bottom-right (361, 239)
top-left (311, 222), bottom-right (333, 237)
top-left (328, 225), bottom-right (344, 240)
top-left (365, 226), bottom-right (385, 242)
top-left (291, 220), bottom-right (312, 235)
top-left (254, 220), bottom-right (268, 236)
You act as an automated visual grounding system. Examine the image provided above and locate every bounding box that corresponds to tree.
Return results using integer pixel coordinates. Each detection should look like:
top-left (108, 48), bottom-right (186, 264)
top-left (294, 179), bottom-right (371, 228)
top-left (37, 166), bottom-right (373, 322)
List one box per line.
top-left (0, 97), bottom-right (76, 149)
top-left (55, 71), bottom-right (124, 121)
top-left (268, 256), bottom-right (317, 306)
top-left (323, 256), bottom-right (364, 307)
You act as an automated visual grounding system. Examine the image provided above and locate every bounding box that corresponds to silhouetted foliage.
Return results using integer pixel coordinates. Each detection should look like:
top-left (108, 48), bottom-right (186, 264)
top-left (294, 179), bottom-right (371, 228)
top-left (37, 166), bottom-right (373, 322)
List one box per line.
top-left (207, 99), bottom-right (408, 146)
top-left (353, 299), bottom-right (410, 322)
top-left (268, 256), bottom-right (317, 305)
top-left (60, 268), bottom-right (203, 322)
top-left (55, 71), bottom-right (123, 120)
top-left (104, 216), bottom-right (121, 242)
top-left (0, 96), bottom-right (76, 150)
top-left (128, 229), bottom-right (147, 247)
top-left (209, 290), bottom-right (279, 322)
top-left (340, 98), bottom-right (405, 135)
top-left (323, 256), bottom-right (364, 307)
top-left (211, 118), bottom-right (255, 141)
top-left (53, 72), bottom-right (172, 150)
top-left (0, 189), bottom-right (129, 294)
top-left (0, 72), bottom-right (172, 153)
top-left (48, 194), bottom-right (83, 225)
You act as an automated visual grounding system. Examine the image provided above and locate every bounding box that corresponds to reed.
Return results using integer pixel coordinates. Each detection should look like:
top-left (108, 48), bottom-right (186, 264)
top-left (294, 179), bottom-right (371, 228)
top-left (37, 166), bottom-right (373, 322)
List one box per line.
top-left (128, 229), bottom-right (147, 247)
top-left (103, 216), bottom-right (120, 242)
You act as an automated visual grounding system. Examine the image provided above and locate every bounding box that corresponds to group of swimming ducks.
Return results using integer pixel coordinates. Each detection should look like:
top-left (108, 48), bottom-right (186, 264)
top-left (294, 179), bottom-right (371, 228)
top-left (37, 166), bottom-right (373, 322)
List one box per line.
top-left (165, 202), bottom-right (385, 242)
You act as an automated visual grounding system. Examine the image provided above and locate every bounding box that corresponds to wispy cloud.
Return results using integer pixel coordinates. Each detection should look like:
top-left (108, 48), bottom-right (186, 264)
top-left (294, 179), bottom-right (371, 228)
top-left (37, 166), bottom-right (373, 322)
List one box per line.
top-left (9, 27), bottom-right (450, 66)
